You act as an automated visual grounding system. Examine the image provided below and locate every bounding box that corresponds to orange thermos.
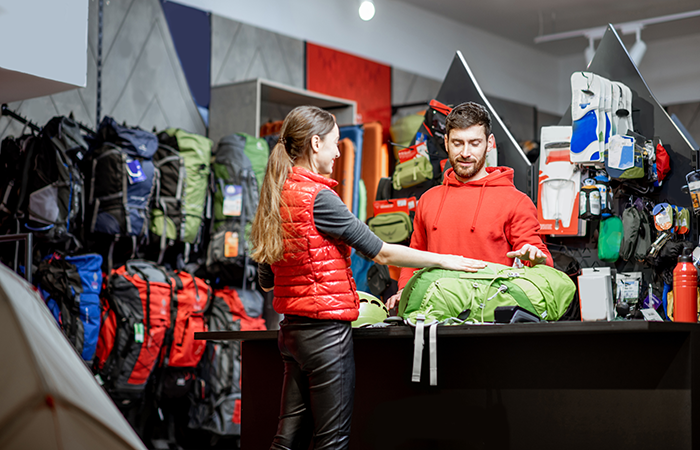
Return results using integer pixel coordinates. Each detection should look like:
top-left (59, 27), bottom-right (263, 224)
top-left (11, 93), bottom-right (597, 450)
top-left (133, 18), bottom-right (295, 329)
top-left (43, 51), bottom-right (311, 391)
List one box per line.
top-left (673, 248), bottom-right (698, 323)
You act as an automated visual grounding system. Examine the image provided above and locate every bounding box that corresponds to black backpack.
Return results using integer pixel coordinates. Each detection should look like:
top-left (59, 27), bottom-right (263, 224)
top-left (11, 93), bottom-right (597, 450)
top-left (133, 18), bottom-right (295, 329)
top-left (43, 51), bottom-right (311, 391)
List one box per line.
top-left (149, 141), bottom-right (186, 263)
top-left (0, 135), bottom-right (31, 233)
top-left (188, 295), bottom-right (242, 437)
top-left (16, 117), bottom-right (86, 247)
top-left (35, 255), bottom-right (85, 355)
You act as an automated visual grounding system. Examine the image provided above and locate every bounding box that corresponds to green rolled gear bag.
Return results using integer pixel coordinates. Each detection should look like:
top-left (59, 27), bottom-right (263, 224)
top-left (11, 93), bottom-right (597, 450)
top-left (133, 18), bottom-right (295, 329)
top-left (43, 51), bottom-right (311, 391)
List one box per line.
top-left (392, 156), bottom-right (432, 191)
top-left (398, 262), bottom-right (576, 324)
top-left (598, 216), bottom-right (623, 262)
top-left (154, 128), bottom-right (213, 245)
top-left (367, 211), bottom-right (412, 243)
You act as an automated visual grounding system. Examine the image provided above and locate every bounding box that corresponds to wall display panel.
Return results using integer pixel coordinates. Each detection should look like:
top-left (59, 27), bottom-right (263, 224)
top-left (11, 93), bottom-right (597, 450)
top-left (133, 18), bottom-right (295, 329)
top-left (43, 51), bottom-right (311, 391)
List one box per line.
top-left (560, 25), bottom-right (696, 209)
top-left (306, 43), bottom-right (392, 139)
top-left (100, 0), bottom-right (204, 135)
top-left (436, 51), bottom-right (533, 199)
top-left (211, 15), bottom-right (305, 90)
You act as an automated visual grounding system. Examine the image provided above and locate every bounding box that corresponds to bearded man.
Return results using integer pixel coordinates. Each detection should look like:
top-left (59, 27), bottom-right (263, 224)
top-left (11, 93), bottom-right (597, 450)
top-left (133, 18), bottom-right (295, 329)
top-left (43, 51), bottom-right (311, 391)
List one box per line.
top-left (387, 102), bottom-right (552, 309)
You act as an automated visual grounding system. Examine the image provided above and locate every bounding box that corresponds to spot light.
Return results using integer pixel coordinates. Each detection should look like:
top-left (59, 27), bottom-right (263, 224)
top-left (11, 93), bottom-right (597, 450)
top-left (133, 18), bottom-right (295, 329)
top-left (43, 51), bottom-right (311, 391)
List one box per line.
top-left (359, 0), bottom-right (375, 21)
top-left (584, 36), bottom-right (596, 65)
top-left (629, 27), bottom-right (647, 66)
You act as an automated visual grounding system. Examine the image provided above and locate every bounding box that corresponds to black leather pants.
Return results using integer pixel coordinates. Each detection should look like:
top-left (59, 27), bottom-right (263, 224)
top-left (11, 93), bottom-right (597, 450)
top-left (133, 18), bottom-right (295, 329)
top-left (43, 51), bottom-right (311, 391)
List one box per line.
top-left (270, 315), bottom-right (355, 450)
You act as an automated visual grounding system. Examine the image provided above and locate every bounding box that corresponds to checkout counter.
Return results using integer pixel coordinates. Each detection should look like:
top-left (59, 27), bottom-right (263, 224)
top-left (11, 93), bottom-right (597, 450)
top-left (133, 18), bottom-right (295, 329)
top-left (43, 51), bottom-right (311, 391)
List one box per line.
top-left (197, 320), bottom-right (700, 449)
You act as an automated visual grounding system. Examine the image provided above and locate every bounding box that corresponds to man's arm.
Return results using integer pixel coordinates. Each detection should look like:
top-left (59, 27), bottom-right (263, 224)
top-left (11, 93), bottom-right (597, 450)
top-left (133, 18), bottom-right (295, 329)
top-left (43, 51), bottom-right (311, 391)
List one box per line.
top-left (506, 196), bottom-right (553, 267)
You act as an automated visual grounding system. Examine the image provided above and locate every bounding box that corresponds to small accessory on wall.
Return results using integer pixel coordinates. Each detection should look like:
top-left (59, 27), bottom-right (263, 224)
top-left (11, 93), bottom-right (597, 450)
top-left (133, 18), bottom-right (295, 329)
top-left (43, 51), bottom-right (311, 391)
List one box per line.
top-left (652, 203), bottom-right (674, 231)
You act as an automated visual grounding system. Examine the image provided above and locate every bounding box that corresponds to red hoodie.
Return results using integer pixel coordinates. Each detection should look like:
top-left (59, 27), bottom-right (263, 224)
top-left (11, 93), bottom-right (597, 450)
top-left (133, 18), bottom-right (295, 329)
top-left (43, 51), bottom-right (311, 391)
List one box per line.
top-left (398, 166), bottom-right (552, 289)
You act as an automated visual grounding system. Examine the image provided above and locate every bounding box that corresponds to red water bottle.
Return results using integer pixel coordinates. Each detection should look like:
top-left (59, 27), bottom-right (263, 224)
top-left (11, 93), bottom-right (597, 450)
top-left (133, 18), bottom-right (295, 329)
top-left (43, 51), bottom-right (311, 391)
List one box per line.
top-left (673, 248), bottom-right (698, 323)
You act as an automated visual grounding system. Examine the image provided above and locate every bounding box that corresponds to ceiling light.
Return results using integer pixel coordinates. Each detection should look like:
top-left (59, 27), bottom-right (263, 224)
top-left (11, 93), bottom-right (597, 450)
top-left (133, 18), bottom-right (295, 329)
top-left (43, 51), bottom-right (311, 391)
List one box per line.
top-left (584, 36), bottom-right (596, 65)
top-left (359, 0), bottom-right (375, 21)
top-left (629, 27), bottom-right (647, 65)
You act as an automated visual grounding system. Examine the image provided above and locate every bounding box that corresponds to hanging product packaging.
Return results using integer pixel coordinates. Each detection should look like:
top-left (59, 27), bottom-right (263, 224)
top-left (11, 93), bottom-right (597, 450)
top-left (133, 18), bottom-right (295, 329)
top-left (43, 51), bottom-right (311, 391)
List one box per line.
top-left (616, 272), bottom-right (643, 305)
top-left (579, 178), bottom-right (601, 220)
top-left (652, 203), bottom-right (674, 232)
top-left (686, 170), bottom-right (700, 214)
top-left (674, 206), bottom-right (690, 234)
top-left (594, 173), bottom-right (613, 218)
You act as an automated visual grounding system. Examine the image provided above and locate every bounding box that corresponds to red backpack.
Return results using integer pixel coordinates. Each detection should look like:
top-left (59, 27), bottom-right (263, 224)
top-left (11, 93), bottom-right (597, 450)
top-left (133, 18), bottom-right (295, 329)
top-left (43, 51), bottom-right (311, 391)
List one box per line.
top-left (94, 260), bottom-right (174, 402)
top-left (157, 271), bottom-right (210, 398)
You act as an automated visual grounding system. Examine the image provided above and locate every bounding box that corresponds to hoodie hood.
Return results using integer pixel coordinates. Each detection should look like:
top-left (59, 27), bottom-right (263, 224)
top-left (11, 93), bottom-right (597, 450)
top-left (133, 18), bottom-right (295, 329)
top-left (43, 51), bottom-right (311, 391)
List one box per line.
top-left (433, 166), bottom-right (516, 232)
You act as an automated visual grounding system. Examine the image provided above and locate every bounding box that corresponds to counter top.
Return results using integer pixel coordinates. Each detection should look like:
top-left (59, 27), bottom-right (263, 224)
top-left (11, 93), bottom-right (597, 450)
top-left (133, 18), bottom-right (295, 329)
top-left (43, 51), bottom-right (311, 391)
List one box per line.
top-left (195, 320), bottom-right (699, 341)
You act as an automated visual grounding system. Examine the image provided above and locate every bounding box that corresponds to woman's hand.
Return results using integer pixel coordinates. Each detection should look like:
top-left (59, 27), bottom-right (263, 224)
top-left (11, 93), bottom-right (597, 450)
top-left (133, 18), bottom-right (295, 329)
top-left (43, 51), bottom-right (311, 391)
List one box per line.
top-left (439, 255), bottom-right (487, 272)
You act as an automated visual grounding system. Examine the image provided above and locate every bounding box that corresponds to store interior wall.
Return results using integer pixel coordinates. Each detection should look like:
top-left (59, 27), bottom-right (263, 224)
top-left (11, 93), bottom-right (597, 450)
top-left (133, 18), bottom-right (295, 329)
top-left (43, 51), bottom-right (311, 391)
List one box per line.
top-left (0, 0), bottom-right (89, 103)
top-left (211, 14), bottom-right (305, 91)
top-left (2, 0), bottom-right (698, 148)
top-left (173, 0), bottom-right (700, 121)
top-left (0, 0), bottom-right (204, 140)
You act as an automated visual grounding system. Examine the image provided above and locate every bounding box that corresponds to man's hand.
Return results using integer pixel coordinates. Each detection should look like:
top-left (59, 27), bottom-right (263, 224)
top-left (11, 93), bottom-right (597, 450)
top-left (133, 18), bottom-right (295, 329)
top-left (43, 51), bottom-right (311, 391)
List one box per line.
top-left (507, 244), bottom-right (547, 266)
top-left (386, 289), bottom-right (402, 310)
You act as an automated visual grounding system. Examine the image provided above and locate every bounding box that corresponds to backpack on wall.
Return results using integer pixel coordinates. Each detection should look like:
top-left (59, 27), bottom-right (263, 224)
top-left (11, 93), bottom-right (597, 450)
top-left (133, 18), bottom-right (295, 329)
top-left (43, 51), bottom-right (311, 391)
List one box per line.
top-left (188, 295), bottom-right (242, 436)
top-left (83, 117), bottom-right (158, 258)
top-left (149, 142), bottom-right (186, 262)
top-left (17, 118), bottom-right (86, 247)
top-left (65, 253), bottom-right (104, 363)
top-left (161, 271), bottom-right (210, 372)
top-left (398, 263), bottom-right (576, 324)
top-left (94, 260), bottom-right (173, 403)
top-left (36, 254), bottom-right (86, 358)
top-left (157, 129), bottom-right (213, 247)
top-left (205, 134), bottom-right (260, 286)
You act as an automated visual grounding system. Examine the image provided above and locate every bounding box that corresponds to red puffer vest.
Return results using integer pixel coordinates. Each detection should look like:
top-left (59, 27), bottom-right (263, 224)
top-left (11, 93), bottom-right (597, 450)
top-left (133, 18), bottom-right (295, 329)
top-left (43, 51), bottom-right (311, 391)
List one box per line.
top-left (271, 167), bottom-right (359, 321)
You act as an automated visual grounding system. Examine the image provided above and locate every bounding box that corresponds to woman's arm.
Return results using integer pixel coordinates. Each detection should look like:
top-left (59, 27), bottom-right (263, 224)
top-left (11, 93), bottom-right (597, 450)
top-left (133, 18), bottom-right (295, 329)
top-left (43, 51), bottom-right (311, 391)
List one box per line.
top-left (372, 242), bottom-right (486, 272)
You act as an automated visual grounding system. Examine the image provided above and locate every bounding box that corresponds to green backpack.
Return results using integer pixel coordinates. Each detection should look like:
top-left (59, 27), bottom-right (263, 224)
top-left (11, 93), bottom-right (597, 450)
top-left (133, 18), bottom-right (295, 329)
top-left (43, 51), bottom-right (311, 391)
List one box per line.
top-left (238, 133), bottom-right (269, 190)
top-left (392, 156), bottom-right (433, 191)
top-left (398, 262), bottom-right (576, 324)
top-left (154, 129), bottom-right (213, 246)
top-left (367, 212), bottom-right (412, 243)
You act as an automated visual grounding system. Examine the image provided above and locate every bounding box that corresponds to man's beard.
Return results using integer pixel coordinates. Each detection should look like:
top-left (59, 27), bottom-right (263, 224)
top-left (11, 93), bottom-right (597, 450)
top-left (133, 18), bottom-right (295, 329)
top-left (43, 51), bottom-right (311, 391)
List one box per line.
top-left (450, 153), bottom-right (486, 180)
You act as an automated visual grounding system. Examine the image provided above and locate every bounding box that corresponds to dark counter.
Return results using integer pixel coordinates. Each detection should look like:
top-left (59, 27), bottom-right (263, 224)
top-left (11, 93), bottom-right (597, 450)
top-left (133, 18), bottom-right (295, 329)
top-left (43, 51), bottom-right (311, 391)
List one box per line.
top-left (197, 321), bottom-right (700, 449)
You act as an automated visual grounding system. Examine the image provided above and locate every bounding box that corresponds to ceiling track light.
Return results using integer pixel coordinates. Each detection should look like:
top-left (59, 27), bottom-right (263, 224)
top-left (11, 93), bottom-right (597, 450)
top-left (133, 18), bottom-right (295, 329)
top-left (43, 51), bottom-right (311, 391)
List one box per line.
top-left (629, 27), bottom-right (647, 66)
top-left (359, 0), bottom-right (375, 21)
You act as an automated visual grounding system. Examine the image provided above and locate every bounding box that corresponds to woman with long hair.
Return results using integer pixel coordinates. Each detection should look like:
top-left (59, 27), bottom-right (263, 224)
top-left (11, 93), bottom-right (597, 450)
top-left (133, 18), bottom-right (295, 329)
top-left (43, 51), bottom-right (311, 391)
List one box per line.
top-left (251, 105), bottom-right (485, 450)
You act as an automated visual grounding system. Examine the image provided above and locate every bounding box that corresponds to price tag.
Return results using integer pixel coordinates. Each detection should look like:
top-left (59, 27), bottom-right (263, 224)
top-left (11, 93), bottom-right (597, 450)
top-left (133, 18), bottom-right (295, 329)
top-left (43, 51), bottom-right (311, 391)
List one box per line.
top-left (225, 231), bottom-right (239, 257)
top-left (223, 185), bottom-right (242, 216)
top-left (134, 323), bottom-right (144, 343)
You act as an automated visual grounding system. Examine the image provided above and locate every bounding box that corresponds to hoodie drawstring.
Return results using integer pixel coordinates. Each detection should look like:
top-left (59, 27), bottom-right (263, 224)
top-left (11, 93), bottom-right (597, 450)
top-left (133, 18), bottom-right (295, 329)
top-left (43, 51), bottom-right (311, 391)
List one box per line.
top-left (432, 184), bottom-right (450, 231)
top-left (471, 179), bottom-right (488, 232)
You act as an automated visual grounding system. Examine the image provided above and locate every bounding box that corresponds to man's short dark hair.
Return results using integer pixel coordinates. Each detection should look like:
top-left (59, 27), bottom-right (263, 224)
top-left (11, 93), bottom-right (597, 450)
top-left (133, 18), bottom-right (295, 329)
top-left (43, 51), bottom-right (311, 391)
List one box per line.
top-left (445, 102), bottom-right (492, 139)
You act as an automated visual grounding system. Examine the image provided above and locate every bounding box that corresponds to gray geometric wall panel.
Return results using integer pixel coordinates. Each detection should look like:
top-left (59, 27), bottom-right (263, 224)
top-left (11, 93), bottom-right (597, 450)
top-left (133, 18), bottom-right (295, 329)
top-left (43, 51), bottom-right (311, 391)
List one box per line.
top-left (211, 15), bottom-right (304, 89)
top-left (0, 0), bottom-right (97, 139)
top-left (391, 68), bottom-right (441, 120)
top-left (436, 51), bottom-right (533, 199)
top-left (100, 0), bottom-right (204, 135)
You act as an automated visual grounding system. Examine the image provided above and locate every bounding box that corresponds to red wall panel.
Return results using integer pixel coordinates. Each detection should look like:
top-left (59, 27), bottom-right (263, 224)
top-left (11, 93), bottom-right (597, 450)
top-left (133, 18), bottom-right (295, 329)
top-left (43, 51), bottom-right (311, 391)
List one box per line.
top-left (306, 43), bottom-right (391, 139)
